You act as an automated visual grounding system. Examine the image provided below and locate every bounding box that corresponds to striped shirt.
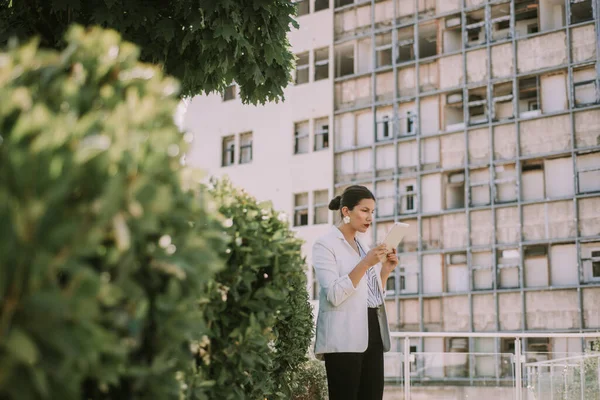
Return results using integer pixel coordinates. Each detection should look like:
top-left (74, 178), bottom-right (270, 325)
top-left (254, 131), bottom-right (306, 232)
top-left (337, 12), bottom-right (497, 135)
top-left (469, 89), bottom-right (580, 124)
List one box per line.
top-left (355, 239), bottom-right (384, 308)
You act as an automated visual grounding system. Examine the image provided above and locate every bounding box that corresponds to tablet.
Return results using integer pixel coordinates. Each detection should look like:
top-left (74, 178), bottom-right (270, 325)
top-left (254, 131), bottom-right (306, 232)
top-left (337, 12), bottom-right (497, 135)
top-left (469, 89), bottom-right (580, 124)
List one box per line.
top-left (382, 222), bottom-right (410, 251)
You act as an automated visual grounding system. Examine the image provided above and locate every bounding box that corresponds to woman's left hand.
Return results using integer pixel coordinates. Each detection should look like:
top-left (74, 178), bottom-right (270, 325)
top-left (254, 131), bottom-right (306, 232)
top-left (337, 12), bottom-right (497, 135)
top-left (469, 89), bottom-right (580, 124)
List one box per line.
top-left (382, 248), bottom-right (399, 272)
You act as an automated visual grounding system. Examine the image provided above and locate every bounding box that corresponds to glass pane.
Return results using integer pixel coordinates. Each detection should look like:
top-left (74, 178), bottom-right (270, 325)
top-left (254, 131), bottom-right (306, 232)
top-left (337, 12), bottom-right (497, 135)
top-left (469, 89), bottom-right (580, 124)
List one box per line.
top-left (314, 190), bottom-right (329, 204)
top-left (296, 0), bottom-right (309, 16)
top-left (314, 205), bottom-right (328, 224)
top-left (412, 352), bottom-right (515, 389)
top-left (295, 193), bottom-right (309, 207)
top-left (295, 136), bottom-right (309, 154)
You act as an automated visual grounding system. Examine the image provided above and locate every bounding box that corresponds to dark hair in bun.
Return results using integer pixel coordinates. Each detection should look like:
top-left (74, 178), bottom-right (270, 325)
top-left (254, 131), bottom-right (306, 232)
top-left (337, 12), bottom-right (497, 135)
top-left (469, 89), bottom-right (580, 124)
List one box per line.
top-left (328, 196), bottom-right (342, 210)
top-left (328, 185), bottom-right (375, 217)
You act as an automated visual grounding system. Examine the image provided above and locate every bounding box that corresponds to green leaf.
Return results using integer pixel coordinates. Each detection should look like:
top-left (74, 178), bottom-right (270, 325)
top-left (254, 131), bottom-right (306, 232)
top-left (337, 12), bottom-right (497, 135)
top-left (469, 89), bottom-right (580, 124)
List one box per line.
top-left (6, 329), bottom-right (39, 365)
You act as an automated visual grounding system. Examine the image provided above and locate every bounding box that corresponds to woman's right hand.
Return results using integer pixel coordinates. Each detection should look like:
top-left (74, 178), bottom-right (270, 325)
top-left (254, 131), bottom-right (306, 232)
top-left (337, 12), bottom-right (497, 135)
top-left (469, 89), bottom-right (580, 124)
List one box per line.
top-left (364, 244), bottom-right (388, 267)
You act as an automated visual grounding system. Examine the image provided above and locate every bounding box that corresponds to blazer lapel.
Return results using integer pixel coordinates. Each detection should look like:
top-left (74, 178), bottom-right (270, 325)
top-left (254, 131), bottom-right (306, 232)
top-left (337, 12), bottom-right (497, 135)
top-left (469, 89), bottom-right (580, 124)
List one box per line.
top-left (332, 226), bottom-right (361, 262)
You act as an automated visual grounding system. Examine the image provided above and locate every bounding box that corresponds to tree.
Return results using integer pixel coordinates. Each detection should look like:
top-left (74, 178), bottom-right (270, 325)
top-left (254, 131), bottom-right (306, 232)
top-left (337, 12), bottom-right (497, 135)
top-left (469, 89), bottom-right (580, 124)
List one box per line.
top-left (0, 0), bottom-right (299, 104)
top-left (184, 178), bottom-right (314, 400)
top-left (0, 25), bottom-right (226, 400)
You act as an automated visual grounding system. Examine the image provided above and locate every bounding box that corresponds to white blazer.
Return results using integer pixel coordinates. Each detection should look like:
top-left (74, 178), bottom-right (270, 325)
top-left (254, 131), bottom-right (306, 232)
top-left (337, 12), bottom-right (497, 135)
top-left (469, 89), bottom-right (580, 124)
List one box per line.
top-left (312, 226), bottom-right (391, 359)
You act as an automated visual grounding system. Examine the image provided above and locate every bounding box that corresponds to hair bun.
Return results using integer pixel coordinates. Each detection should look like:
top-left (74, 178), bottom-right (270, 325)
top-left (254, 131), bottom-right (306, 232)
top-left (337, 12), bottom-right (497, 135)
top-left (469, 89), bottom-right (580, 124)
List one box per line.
top-left (328, 195), bottom-right (342, 210)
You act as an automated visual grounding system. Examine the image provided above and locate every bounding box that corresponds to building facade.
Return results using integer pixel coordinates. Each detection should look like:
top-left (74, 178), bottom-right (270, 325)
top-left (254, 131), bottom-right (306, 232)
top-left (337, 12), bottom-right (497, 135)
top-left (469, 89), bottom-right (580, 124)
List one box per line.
top-left (184, 0), bottom-right (600, 383)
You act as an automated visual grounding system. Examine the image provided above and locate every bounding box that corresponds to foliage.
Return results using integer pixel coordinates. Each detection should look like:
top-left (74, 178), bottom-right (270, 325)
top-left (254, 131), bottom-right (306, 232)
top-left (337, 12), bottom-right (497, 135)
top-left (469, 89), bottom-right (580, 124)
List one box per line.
top-left (185, 178), bottom-right (314, 400)
top-left (289, 359), bottom-right (328, 400)
top-left (0, 0), bottom-right (299, 104)
top-left (0, 25), bottom-right (225, 400)
top-left (530, 340), bottom-right (600, 400)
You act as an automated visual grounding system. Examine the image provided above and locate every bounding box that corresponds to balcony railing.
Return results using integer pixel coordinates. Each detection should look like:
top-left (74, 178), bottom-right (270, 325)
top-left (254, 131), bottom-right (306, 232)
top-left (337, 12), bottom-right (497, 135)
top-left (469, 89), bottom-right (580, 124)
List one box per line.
top-left (384, 331), bottom-right (600, 400)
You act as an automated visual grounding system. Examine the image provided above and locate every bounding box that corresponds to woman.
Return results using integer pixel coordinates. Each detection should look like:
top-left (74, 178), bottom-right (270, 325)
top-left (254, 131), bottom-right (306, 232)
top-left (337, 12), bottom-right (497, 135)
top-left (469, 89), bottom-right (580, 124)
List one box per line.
top-left (312, 185), bottom-right (399, 400)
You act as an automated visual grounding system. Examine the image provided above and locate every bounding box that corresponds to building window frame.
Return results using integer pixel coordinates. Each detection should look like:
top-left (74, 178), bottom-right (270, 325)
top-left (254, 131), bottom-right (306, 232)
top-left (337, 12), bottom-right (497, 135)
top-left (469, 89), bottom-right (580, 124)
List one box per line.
top-left (313, 190), bottom-right (329, 225)
top-left (222, 135), bottom-right (235, 167)
top-left (314, 0), bottom-right (329, 12)
top-left (314, 118), bottom-right (330, 151)
top-left (239, 132), bottom-right (253, 164)
top-left (294, 192), bottom-right (310, 227)
top-left (222, 84), bottom-right (236, 101)
top-left (295, 0), bottom-right (310, 17)
top-left (294, 121), bottom-right (310, 155)
top-left (295, 52), bottom-right (310, 85)
top-left (590, 249), bottom-right (600, 281)
top-left (314, 47), bottom-right (330, 81)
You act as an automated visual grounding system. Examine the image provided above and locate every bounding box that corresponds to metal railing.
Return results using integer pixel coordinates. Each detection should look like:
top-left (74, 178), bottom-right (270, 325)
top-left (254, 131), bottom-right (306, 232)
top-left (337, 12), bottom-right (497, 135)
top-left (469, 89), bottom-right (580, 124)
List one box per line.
top-left (386, 331), bottom-right (600, 400)
top-left (525, 354), bottom-right (600, 400)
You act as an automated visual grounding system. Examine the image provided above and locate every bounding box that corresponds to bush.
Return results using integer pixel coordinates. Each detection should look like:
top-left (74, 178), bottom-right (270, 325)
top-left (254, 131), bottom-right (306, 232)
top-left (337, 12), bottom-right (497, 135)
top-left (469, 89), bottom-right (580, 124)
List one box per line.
top-left (185, 178), bottom-right (314, 400)
top-left (289, 359), bottom-right (328, 400)
top-left (0, 26), bottom-right (225, 400)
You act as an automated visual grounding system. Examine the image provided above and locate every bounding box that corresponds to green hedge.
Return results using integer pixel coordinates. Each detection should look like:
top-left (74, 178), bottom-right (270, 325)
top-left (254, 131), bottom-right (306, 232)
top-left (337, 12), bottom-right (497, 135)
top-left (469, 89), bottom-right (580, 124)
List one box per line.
top-left (0, 26), bottom-right (225, 399)
top-left (0, 25), bottom-right (314, 400)
top-left (185, 179), bottom-right (314, 400)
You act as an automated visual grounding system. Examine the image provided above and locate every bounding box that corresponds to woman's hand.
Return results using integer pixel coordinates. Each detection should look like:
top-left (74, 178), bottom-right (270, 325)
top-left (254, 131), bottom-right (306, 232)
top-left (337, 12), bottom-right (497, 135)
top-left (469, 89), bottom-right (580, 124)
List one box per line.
top-left (364, 244), bottom-right (388, 267)
top-left (382, 248), bottom-right (399, 272)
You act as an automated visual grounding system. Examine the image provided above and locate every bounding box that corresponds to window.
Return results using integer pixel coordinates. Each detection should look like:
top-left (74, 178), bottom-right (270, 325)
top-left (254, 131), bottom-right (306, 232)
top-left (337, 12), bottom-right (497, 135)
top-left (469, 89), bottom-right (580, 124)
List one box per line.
top-left (314, 118), bottom-right (329, 151)
top-left (496, 20), bottom-right (510, 30)
top-left (396, 27), bottom-right (415, 63)
top-left (418, 23), bottom-right (437, 58)
top-left (570, 0), bottom-right (593, 24)
top-left (582, 243), bottom-right (600, 282)
top-left (490, 3), bottom-right (511, 41)
top-left (468, 88), bottom-right (488, 125)
top-left (515, 0), bottom-right (538, 34)
top-left (493, 82), bottom-right (514, 120)
top-left (385, 275), bottom-right (395, 295)
top-left (222, 136), bottom-right (235, 167)
top-left (406, 111), bottom-right (415, 135)
top-left (444, 91), bottom-right (465, 130)
top-left (377, 115), bottom-right (392, 140)
top-left (519, 77), bottom-right (540, 114)
top-left (314, 190), bottom-right (329, 224)
top-left (443, 15), bottom-right (462, 53)
top-left (314, 47), bottom-right (329, 81)
top-left (527, 24), bottom-right (538, 34)
top-left (294, 121), bottom-right (310, 154)
top-left (315, 0), bottom-right (329, 12)
top-left (335, 44), bottom-right (354, 77)
top-left (592, 250), bottom-right (600, 279)
top-left (223, 84), bottom-right (236, 101)
top-left (295, 52), bottom-right (310, 84)
top-left (465, 8), bottom-right (486, 46)
top-left (296, 0), bottom-right (310, 16)
top-left (470, 167), bottom-right (491, 206)
top-left (587, 339), bottom-right (600, 352)
top-left (527, 338), bottom-right (550, 354)
top-left (335, 0), bottom-right (353, 7)
top-left (573, 66), bottom-right (597, 107)
top-left (375, 32), bottom-right (393, 68)
top-left (445, 172), bottom-right (465, 210)
top-left (239, 132), bottom-right (253, 164)
top-left (577, 152), bottom-right (600, 193)
top-left (294, 193), bottom-right (309, 226)
top-left (498, 249), bottom-right (520, 288)
top-left (495, 164), bottom-right (518, 203)
top-left (403, 185), bottom-right (416, 213)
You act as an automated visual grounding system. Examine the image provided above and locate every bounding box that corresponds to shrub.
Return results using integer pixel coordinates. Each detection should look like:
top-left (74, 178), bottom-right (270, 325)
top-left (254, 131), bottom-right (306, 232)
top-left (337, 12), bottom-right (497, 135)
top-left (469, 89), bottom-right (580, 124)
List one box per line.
top-left (0, 26), bottom-right (225, 400)
top-left (289, 359), bottom-right (328, 400)
top-left (185, 178), bottom-right (314, 400)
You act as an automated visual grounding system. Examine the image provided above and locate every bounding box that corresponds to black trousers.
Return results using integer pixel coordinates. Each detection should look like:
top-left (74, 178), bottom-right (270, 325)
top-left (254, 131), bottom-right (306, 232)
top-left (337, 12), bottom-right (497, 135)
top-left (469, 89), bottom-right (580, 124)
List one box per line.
top-left (324, 308), bottom-right (384, 400)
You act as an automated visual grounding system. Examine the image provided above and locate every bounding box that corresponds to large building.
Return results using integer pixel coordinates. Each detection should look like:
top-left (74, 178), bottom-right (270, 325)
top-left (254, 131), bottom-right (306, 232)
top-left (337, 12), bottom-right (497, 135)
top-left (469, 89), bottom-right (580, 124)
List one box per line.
top-left (184, 0), bottom-right (600, 383)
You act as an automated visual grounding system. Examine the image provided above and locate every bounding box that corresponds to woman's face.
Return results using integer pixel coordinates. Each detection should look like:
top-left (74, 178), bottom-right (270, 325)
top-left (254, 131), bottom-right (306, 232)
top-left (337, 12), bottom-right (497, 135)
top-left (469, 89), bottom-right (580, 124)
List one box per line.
top-left (346, 198), bottom-right (376, 233)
